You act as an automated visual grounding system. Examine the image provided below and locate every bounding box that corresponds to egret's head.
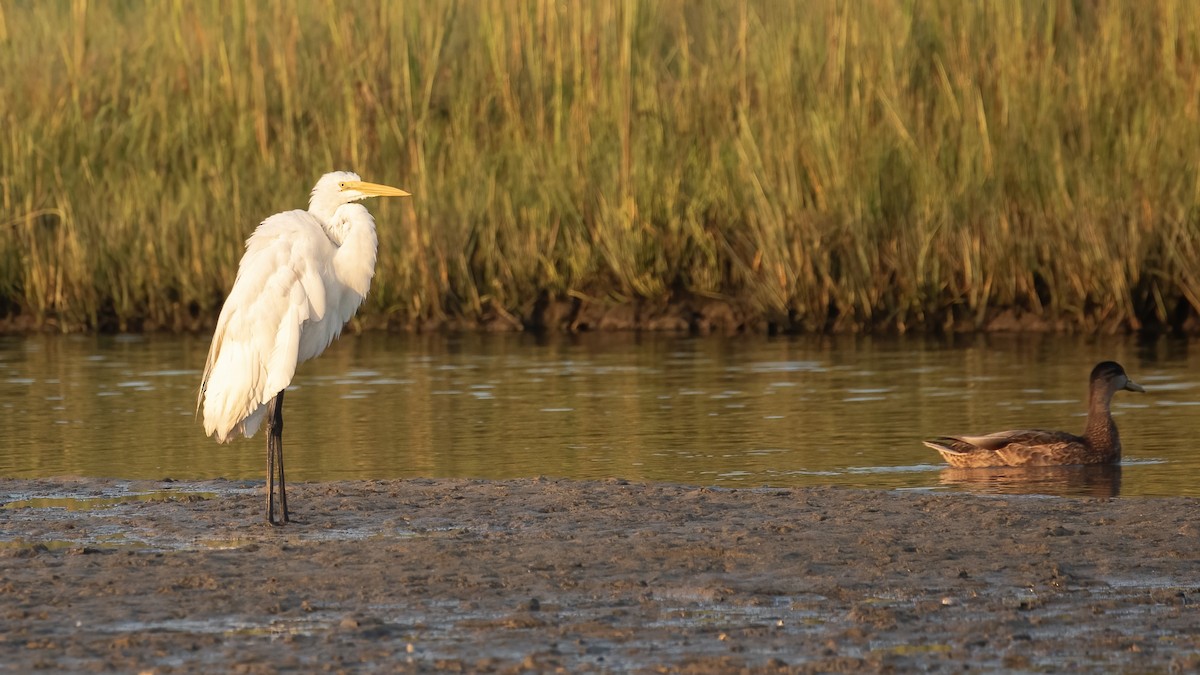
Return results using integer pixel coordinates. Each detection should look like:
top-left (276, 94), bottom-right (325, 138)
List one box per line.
top-left (309, 171), bottom-right (410, 216)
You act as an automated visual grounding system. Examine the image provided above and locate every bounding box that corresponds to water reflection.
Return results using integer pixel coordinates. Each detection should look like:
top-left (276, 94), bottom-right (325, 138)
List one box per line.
top-left (938, 465), bottom-right (1124, 498)
top-left (0, 332), bottom-right (1197, 496)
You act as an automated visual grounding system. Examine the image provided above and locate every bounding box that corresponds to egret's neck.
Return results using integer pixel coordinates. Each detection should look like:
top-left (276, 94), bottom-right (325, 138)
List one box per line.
top-left (308, 192), bottom-right (344, 229)
top-left (321, 203), bottom-right (378, 298)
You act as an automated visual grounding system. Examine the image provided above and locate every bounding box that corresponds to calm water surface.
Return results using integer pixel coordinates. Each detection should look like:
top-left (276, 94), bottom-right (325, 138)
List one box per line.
top-left (1, 333), bottom-right (1197, 497)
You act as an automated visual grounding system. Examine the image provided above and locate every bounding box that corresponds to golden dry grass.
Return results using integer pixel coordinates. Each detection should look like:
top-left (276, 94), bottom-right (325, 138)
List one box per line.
top-left (3, 0), bottom-right (1200, 331)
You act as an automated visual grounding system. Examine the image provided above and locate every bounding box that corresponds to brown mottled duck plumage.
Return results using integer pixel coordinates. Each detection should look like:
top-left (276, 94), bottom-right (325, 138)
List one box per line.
top-left (924, 361), bottom-right (1145, 469)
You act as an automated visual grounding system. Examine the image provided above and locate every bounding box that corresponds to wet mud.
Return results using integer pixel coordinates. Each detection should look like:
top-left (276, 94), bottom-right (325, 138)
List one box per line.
top-left (1, 477), bottom-right (1198, 672)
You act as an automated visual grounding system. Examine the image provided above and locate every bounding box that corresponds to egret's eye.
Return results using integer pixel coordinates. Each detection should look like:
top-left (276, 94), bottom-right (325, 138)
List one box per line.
top-left (338, 182), bottom-right (347, 189)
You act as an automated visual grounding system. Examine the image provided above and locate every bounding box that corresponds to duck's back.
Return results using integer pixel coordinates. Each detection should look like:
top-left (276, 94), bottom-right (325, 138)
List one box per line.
top-left (924, 429), bottom-right (1114, 468)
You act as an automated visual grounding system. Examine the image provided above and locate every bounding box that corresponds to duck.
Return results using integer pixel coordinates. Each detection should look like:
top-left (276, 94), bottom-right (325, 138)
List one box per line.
top-left (924, 361), bottom-right (1145, 468)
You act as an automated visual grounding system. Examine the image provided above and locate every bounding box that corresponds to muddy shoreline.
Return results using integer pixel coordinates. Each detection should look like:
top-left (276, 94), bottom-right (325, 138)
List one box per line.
top-left (2, 477), bottom-right (1198, 672)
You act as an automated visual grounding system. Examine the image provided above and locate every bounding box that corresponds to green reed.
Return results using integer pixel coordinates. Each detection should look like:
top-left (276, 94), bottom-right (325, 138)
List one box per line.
top-left (3, 0), bottom-right (1200, 332)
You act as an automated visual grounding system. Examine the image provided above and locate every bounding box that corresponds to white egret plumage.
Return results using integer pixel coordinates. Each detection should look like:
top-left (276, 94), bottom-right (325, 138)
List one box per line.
top-left (198, 171), bottom-right (410, 524)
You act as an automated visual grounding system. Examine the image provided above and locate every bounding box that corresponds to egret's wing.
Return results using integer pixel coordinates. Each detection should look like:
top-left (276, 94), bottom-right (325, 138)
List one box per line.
top-left (199, 210), bottom-right (333, 442)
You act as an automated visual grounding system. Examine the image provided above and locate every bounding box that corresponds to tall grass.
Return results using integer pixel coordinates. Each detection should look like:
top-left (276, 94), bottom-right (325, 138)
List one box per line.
top-left (3, 0), bottom-right (1200, 332)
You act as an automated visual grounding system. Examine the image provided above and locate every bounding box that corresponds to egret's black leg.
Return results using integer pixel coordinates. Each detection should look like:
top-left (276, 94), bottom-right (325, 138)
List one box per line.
top-left (265, 391), bottom-right (288, 526)
top-left (275, 390), bottom-right (289, 523)
top-left (266, 398), bottom-right (277, 525)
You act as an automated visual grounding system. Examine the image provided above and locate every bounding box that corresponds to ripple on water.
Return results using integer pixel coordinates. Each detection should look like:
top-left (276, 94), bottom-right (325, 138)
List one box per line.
top-left (1, 334), bottom-right (1199, 496)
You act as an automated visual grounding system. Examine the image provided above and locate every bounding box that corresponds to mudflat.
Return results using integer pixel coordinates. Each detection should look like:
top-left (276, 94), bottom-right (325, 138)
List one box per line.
top-left (1, 477), bottom-right (1197, 672)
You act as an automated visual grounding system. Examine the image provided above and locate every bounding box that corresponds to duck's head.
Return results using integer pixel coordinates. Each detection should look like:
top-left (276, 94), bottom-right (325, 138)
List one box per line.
top-left (1090, 361), bottom-right (1145, 394)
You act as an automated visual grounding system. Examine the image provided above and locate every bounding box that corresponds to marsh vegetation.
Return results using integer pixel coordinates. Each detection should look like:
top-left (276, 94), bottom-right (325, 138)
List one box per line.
top-left (3, 1), bottom-right (1200, 332)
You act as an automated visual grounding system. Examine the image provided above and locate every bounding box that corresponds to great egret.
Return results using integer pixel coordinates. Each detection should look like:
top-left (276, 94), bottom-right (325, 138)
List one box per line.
top-left (198, 171), bottom-right (411, 525)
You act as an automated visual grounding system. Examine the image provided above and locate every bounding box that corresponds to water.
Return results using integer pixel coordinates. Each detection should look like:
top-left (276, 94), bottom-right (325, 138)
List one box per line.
top-left (0, 332), bottom-right (1197, 497)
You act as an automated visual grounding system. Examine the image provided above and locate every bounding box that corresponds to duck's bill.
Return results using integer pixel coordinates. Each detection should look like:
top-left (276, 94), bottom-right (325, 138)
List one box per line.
top-left (1124, 379), bottom-right (1146, 393)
